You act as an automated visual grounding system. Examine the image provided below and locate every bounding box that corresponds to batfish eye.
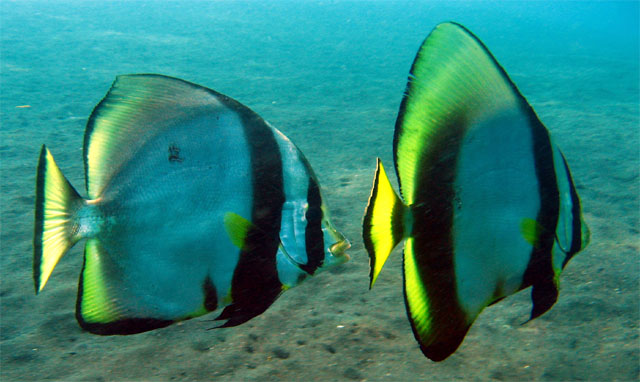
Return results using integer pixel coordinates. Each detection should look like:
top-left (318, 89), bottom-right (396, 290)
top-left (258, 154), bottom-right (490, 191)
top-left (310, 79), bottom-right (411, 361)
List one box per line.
top-left (305, 205), bottom-right (322, 221)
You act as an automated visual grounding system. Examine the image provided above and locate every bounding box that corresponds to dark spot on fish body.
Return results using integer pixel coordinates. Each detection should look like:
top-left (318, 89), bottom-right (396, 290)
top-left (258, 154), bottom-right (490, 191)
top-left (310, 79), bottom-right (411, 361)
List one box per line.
top-left (168, 143), bottom-right (183, 163)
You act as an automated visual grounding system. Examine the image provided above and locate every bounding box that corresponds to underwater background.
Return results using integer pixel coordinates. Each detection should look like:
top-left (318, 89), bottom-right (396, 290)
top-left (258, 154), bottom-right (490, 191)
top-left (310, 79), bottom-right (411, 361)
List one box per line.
top-left (1, 1), bottom-right (638, 381)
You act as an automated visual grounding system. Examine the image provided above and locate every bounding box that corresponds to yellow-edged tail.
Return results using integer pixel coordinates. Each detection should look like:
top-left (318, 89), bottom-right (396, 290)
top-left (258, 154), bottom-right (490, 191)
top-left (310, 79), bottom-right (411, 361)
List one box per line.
top-left (362, 158), bottom-right (408, 288)
top-left (33, 145), bottom-right (85, 293)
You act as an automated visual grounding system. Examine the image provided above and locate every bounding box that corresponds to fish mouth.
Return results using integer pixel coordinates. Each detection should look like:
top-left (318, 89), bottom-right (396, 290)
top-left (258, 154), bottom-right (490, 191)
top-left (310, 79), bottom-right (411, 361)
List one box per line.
top-left (330, 239), bottom-right (351, 261)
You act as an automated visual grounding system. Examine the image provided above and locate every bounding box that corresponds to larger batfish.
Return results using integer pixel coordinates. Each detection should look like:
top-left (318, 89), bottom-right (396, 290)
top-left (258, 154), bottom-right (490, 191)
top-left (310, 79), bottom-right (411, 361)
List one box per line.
top-left (34, 74), bottom-right (350, 334)
top-left (362, 22), bottom-right (589, 361)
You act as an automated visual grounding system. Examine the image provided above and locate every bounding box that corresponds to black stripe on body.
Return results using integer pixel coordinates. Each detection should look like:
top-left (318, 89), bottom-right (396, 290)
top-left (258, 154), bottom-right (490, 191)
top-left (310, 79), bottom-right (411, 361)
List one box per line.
top-left (404, 22), bottom-right (560, 321)
top-left (33, 146), bottom-right (47, 293)
top-left (301, 176), bottom-right (324, 275)
top-left (394, 22), bottom-right (566, 360)
top-left (391, 196), bottom-right (404, 244)
top-left (436, 23), bottom-right (563, 306)
top-left (560, 153), bottom-right (583, 268)
top-left (216, 101), bottom-right (285, 328)
top-left (521, 114), bottom-right (560, 320)
top-left (405, 112), bottom-right (469, 361)
top-left (423, 23), bottom-right (562, 317)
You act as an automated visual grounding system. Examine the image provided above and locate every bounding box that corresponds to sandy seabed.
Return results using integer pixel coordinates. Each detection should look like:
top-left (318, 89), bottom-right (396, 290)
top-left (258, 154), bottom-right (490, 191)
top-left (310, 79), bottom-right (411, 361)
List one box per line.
top-left (1, 2), bottom-right (638, 381)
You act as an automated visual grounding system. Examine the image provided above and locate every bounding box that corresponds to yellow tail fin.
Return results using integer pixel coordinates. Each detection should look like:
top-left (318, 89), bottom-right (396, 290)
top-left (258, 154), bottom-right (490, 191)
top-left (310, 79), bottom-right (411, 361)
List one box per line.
top-left (33, 145), bottom-right (85, 293)
top-left (362, 158), bottom-right (407, 288)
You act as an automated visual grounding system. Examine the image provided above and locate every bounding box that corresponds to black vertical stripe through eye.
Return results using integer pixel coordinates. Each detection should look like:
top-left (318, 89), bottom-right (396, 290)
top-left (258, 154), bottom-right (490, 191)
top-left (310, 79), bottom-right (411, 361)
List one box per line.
top-left (521, 113), bottom-right (559, 290)
top-left (302, 176), bottom-right (324, 275)
top-left (560, 153), bottom-right (582, 268)
top-left (521, 111), bottom-right (560, 321)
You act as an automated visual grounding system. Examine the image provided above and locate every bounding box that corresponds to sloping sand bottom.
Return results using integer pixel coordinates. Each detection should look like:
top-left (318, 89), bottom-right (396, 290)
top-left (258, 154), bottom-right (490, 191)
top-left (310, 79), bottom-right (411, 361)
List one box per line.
top-left (1, 2), bottom-right (638, 381)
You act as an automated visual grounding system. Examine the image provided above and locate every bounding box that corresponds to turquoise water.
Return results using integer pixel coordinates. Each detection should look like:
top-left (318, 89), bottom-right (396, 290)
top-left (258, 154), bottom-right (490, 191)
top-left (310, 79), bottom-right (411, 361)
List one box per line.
top-left (1, 1), bottom-right (638, 381)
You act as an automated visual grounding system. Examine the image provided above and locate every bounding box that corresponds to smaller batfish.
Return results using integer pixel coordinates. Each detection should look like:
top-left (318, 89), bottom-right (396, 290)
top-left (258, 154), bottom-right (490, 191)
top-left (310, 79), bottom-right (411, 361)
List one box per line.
top-left (362, 22), bottom-right (589, 361)
top-left (34, 74), bottom-right (350, 334)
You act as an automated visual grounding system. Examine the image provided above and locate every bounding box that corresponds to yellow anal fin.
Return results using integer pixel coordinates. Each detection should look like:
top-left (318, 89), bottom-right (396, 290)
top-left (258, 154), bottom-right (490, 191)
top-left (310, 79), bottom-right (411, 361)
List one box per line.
top-left (362, 158), bottom-right (406, 288)
top-left (77, 239), bottom-right (175, 335)
top-left (78, 239), bottom-right (123, 325)
top-left (404, 239), bottom-right (472, 362)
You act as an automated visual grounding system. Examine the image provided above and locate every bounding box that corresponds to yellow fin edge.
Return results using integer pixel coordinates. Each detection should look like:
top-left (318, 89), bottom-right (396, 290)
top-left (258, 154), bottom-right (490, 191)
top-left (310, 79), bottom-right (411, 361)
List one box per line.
top-left (363, 158), bottom-right (405, 288)
top-left (33, 145), bottom-right (84, 293)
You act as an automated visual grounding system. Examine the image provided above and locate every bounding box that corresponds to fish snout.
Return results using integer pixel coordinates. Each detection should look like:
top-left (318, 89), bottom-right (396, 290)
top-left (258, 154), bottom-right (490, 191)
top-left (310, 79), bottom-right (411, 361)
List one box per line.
top-left (330, 238), bottom-right (351, 263)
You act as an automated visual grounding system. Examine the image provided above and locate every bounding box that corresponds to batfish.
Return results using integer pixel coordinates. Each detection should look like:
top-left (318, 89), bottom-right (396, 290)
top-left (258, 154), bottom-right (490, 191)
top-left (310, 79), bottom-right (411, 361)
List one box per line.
top-left (362, 22), bottom-right (589, 361)
top-left (34, 74), bottom-right (350, 334)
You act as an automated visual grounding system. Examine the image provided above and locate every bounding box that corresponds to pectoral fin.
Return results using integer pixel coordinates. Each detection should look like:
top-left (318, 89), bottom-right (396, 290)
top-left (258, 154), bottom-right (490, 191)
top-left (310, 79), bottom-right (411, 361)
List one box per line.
top-left (224, 212), bottom-right (309, 274)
